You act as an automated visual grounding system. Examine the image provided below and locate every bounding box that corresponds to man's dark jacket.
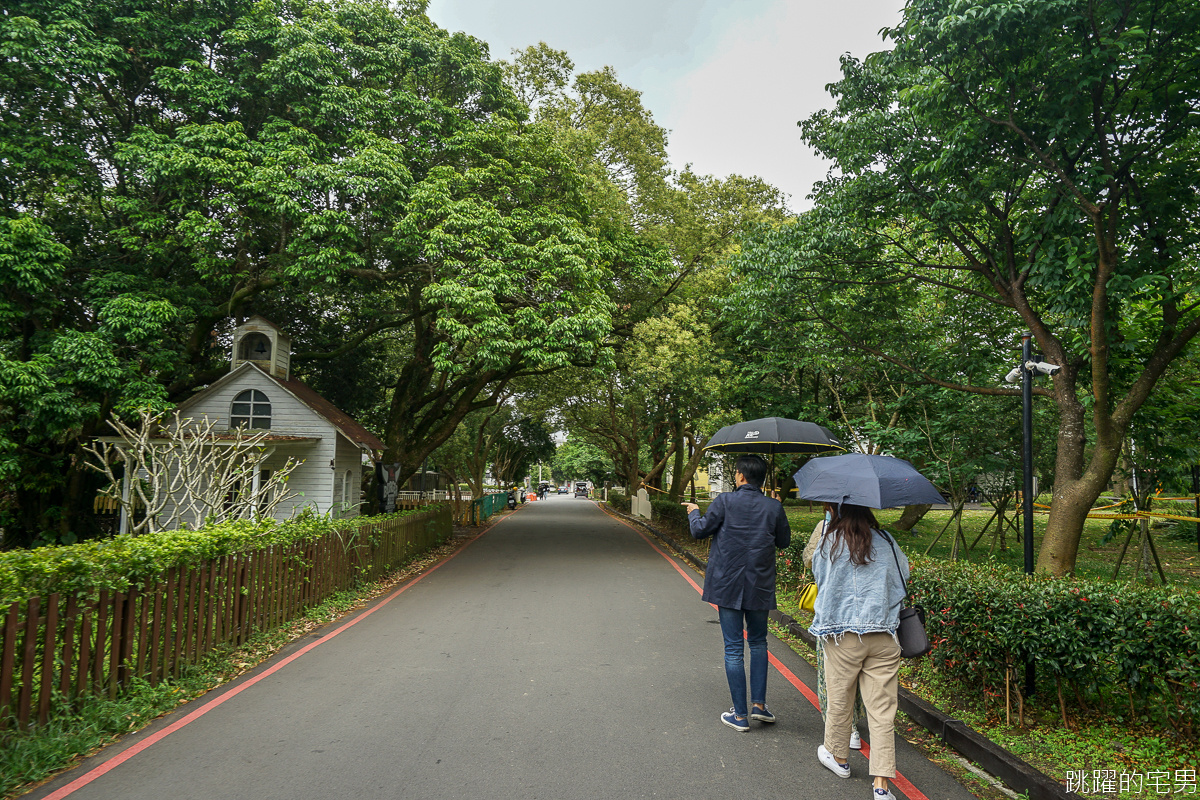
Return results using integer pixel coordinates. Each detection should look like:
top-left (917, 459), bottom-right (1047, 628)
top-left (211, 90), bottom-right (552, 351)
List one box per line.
top-left (687, 483), bottom-right (791, 610)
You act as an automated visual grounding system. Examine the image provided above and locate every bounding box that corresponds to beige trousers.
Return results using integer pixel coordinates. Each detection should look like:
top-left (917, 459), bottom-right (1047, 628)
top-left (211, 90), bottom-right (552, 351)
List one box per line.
top-left (822, 632), bottom-right (901, 778)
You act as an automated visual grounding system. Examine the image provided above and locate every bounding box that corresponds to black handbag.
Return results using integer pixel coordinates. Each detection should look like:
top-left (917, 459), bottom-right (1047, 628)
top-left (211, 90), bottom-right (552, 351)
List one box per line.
top-left (880, 531), bottom-right (931, 658)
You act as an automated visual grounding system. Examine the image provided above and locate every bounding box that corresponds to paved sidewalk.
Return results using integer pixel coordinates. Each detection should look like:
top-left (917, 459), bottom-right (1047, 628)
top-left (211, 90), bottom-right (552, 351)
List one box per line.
top-left (28, 497), bottom-right (977, 800)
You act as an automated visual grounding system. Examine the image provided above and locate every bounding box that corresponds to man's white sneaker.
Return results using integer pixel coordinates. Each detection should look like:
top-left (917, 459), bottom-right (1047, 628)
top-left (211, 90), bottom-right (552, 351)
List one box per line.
top-left (850, 729), bottom-right (862, 750)
top-left (873, 789), bottom-right (897, 800)
top-left (817, 744), bottom-right (851, 779)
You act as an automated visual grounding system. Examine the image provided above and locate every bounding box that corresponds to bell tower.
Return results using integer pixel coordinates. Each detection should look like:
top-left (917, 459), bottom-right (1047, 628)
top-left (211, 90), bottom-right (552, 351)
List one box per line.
top-left (231, 316), bottom-right (291, 380)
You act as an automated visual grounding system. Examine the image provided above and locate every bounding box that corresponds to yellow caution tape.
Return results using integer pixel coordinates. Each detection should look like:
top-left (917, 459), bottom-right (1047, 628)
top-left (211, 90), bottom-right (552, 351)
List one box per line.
top-left (1002, 504), bottom-right (1200, 522)
top-left (1028, 509), bottom-right (1200, 523)
top-left (1138, 511), bottom-right (1200, 523)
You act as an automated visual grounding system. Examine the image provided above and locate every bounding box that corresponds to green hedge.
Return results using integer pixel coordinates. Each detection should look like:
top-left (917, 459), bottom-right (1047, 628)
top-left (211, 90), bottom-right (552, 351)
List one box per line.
top-left (607, 492), bottom-right (631, 513)
top-left (908, 558), bottom-right (1200, 736)
top-left (0, 508), bottom-right (441, 606)
top-left (649, 498), bottom-right (690, 535)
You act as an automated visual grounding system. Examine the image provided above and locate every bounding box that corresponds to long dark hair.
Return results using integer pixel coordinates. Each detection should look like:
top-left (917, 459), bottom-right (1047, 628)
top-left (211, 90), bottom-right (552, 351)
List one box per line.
top-left (823, 503), bottom-right (880, 566)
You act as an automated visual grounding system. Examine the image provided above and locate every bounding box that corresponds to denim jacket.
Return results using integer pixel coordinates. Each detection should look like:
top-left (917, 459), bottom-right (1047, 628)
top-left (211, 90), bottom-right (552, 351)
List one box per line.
top-left (809, 523), bottom-right (910, 642)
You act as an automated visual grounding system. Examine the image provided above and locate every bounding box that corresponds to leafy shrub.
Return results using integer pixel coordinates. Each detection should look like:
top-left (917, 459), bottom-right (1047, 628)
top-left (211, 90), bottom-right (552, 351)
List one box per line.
top-left (649, 498), bottom-right (689, 535)
top-left (1166, 520), bottom-right (1198, 544)
top-left (908, 558), bottom-right (1200, 737)
top-left (0, 508), bottom-right (442, 605)
top-left (607, 492), bottom-right (631, 513)
top-left (776, 539), bottom-right (809, 590)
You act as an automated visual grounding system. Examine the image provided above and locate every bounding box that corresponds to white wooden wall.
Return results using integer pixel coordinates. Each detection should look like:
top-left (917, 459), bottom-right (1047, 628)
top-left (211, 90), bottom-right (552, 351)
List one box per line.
top-left (157, 369), bottom-right (342, 527)
top-left (333, 434), bottom-right (366, 519)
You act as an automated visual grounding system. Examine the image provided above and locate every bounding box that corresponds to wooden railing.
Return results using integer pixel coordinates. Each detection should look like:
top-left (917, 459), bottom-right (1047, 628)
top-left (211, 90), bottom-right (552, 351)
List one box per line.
top-left (0, 507), bottom-right (451, 732)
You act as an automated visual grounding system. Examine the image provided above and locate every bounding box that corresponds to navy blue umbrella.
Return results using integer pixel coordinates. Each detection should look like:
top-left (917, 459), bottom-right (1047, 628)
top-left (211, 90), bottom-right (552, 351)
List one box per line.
top-left (792, 453), bottom-right (944, 509)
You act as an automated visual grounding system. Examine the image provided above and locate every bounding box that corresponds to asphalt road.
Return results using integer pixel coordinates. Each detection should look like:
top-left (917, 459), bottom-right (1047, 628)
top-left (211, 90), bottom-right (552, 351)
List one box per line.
top-left (28, 497), bottom-right (978, 800)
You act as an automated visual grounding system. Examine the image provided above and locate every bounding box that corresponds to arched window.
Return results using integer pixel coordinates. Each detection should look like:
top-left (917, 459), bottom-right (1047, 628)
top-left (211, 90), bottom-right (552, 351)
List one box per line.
top-left (230, 389), bottom-right (271, 429)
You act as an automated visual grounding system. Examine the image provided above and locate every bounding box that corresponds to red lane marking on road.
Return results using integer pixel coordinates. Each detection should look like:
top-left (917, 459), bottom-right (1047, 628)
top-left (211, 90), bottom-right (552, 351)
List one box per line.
top-left (41, 519), bottom-right (505, 800)
top-left (606, 506), bottom-right (931, 800)
top-left (767, 650), bottom-right (821, 709)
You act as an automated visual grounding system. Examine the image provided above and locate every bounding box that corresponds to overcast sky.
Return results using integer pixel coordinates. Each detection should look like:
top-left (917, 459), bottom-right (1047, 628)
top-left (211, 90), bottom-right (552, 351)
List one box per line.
top-left (425, 0), bottom-right (906, 211)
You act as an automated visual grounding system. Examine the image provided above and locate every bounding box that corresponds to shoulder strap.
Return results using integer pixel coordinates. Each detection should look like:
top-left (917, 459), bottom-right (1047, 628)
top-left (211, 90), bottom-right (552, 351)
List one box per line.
top-left (877, 530), bottom-right (909, 599)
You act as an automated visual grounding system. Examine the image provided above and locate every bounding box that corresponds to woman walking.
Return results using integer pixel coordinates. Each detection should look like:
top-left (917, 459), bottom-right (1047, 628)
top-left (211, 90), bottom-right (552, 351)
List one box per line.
top-left (803, 509), bottom-right (867, 750)
top-left (809, 502), bottom-right (908, 800)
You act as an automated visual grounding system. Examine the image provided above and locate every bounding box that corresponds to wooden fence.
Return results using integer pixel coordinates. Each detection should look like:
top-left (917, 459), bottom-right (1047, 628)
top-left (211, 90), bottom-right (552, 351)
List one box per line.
top-left (0, 507), bottom-right (451, 732)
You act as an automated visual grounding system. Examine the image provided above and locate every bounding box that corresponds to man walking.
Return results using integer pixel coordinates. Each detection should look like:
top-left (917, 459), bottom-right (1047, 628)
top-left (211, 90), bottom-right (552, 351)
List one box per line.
top-left (683, 455), bottom-right (791, 731)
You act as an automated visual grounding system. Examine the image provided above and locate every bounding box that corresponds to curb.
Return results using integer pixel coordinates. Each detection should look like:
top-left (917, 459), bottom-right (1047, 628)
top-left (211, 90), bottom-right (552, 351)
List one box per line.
top-left (601, 502), bottom-right (1084, 800)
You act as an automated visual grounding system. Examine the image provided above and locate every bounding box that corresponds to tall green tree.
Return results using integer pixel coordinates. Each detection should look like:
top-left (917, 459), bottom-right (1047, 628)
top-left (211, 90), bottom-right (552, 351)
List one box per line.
top-left (0, 0), bottom-right (652, 545)
top-left (551, 435), bottom-right (612, 486)
top-left (738, 0), bottom-right (1200, 574)
top-left (487, 414), bottom-right (555, 487)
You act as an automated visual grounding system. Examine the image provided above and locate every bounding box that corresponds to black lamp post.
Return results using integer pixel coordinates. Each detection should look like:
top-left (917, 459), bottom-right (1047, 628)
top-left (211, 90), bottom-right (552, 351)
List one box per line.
top-left (1004, 332), bottom-right (1060, 698)
top-left (1020, 334), bottom-right (1036, 575)
top-left (1193, 464), bottom-right (1199, 553)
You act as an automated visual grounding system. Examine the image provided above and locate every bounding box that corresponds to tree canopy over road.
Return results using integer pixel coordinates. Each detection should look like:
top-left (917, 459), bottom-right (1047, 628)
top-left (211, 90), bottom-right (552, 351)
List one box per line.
top-left (2, 0), bottom-right (1197, 574)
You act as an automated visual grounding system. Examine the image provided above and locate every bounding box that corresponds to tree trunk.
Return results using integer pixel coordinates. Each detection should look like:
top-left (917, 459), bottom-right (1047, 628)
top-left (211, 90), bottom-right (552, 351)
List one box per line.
top-left (642, 441), bottom-right (678, 492)
top-left (894, 504), bottom-right (932, 531)
top-left (623, 448), bottom-right (640, 493)
top-left (1039, 478), bottom-right (1106, 576)
top-left (1037, 435), bottom-right (1119, 576)
top-left (1036, 383), bottom-right (1122, 575)
top-left (674, 433), bottom-right (710, 500)
top-left (667, 417), bottom-right (686, 501)
top-left (380, 309), bottom-right (515, 492)
top-left (647, 431), bottom-right (666, 491)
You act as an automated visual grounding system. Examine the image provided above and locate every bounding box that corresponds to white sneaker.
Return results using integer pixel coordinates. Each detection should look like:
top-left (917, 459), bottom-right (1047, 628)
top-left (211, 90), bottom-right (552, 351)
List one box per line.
top-left (849, 729), bottom-right (862, 750)
top-left (817, 744), bottom-right (851, 779)
top-left (873, 789), bottom-right (896, 800)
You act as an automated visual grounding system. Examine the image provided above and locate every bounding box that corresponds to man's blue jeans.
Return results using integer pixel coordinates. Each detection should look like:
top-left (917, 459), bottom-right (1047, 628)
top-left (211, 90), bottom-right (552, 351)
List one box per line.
top-left (718, 606), bottom-right (769, 718)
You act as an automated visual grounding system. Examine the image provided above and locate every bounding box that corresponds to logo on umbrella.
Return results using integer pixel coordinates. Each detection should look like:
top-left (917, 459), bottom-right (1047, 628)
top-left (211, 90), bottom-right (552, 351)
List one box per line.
top-left (744, 431), bottom-right (760, 439)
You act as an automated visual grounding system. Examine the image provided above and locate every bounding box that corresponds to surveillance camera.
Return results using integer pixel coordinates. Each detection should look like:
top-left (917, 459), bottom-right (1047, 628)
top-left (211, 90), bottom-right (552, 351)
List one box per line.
top-left (1004, 367), bottom-right (1023, 384)
top-left (1026, 360), bottom-right (1061, 377)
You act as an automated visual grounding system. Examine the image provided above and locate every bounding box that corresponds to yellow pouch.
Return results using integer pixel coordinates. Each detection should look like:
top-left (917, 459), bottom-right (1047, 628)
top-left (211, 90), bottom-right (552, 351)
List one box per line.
top-left (798, 582), bottom-right (818, 612)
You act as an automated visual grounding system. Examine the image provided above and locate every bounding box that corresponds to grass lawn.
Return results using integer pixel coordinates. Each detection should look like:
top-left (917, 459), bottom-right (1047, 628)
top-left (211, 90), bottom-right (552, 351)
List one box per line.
top-left (650, 498), bottom-right (1200, 800)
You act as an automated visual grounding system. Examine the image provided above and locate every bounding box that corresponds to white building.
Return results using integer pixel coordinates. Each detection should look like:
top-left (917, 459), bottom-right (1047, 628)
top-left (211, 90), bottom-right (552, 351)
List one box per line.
top-left (161, 316), bottom-right (382, 526)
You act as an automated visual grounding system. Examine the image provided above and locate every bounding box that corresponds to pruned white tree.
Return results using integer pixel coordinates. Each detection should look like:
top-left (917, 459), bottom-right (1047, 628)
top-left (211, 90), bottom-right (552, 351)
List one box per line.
top-left (85, 410), bottom-right (302, 534)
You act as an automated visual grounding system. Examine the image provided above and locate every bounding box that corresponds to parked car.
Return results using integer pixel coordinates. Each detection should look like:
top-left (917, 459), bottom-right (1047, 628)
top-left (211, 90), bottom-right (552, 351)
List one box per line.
top-left (574, 481), bottom-right (589, 498)
top-left (558, 484), bottom-right (569, 494)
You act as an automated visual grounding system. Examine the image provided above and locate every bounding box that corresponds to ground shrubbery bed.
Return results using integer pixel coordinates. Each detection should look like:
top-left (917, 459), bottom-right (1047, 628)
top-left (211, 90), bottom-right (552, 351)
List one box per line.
top-left (909, 558), bottom-right (1200, 739)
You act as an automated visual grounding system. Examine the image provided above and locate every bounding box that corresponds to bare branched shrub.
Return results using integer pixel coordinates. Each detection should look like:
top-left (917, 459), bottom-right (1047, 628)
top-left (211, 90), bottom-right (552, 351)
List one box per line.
top-left (84, 410), bottom-right (302, 534)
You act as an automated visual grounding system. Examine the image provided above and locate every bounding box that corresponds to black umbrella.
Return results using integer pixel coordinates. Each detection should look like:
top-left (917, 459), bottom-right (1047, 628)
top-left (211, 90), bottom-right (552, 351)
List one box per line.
top-left (792, 453), bottom-right (944, 509)
top-left (704, 417), bottom-right (844, 455)
top-left (704, 417), bottom-right (844, 496)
